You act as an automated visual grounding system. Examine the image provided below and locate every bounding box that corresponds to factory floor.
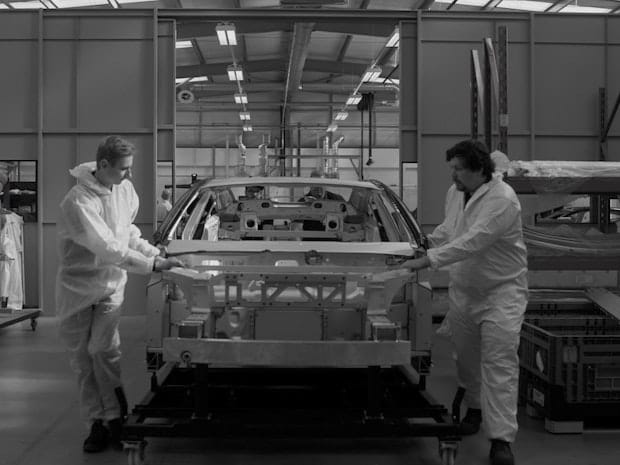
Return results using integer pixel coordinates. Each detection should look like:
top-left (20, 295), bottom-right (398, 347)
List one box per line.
top-left (1, 316), bottom-right (619, 465)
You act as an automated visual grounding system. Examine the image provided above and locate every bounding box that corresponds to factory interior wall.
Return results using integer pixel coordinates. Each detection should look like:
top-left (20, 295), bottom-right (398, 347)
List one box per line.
top-left (2, 10), bottom-right (620, 314)
top-left (0, 10), bottom-right (174, 317)
top-left (405, 14), bottom-right (620, 230)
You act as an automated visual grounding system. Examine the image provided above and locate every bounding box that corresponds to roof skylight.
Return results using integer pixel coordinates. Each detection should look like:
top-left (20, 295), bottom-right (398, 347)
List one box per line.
top-left (52, 0), bottom-right (108, 6)
top-left (10, 1), bottom-right (46, 7)
top-left (457, 0), bottom-right (490, 6)
top-left (498, 0), bottom-right (552, 11)
top-left (560, 4), bottom-right (611, 13)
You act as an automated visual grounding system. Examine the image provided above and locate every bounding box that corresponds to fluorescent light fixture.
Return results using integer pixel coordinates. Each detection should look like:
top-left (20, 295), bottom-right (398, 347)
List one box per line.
top-left (335, 111), bottom-right (348, 121)
top-left (326, 123), bottom-right (338, 132)
top-left (386, 28), bottom-right (399, 48)
top-left (41, 0), bottom-right (57, 7)
top-left (190, 76), bottom-right (208, 83)
top-left (176, 40), bottom-right (193, 49)
top-left (0, 3), bottom-right (8, 6)
top-left (109, 0), bottom-right (119, 7)
top-left (116, 0), bottom-right (155, 3)
top-left (560, 4), bottom-right (611, 13)
top-left (456, 0), bottom-right (488, 5)
top-left (239, 112), bottom-right (251, 121)
top-left (234, 93), bottom-right (248, 104)
top-left (10, 1), bottom-right (46, 7)
top-left (52, 0), bottom-right (107, 6)
top-left (497, 0), bottom-right (551, 11)
top-left (175, 78), bottom-right (189, 86)
top-left (362, 65), bottom-right (382, 83)
top-left (216, 22), bottom-right (237, 46)
top-left (243, 124), bottom-right (253, 132)
top-left (346, 94), bottom-right (362, 105)
top-left (227, 65), bottom-right (244, 81)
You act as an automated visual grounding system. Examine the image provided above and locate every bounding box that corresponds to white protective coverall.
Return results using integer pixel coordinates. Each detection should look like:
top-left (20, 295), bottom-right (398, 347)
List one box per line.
top-left (56, 162), bottom-right (160, 426)
top-left (0, 211), bottom-right (24, 309)
top-left (427, 172), bottom-right (528, 443)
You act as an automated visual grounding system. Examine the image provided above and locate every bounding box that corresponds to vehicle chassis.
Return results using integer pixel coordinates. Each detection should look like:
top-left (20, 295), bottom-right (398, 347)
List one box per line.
top-left (123, 247), bottom-right (461, 464)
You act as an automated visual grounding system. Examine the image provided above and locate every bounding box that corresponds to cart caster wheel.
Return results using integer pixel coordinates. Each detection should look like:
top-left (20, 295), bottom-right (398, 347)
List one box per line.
top-left (124, 441), bottom-right (146, 465)
top-left (30, 319), bottom-right (37, 331)
top-left (438, 441), bottom-right (458, 465)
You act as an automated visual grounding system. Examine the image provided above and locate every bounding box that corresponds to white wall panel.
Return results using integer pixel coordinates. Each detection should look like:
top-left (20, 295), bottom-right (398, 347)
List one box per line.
top-left (0, 42), bottom-right (38, 129)
top-left (421, 42), bottom-right (478, 135)
top-left (42, 137), bottom-right (75, 223)
top-left (534, 45), bottom-right (604, 136)
top-left (0, 136), bottom-right (38, 160)
top-left (507, 44), bottom-right (530, 134)
top-left (0, 11), bottom-right (38, 39)
top-left (43, 42), bottom-right (75, 129)
top-left (534, 137), bottom-right (600, 161)
top-left (77, 42), bottom-right (153, 129)
top-left (534, 15), bottom-right (606, 44)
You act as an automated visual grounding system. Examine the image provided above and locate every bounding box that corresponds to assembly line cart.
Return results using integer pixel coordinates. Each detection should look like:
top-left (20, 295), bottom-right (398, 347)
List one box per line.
top-left (122, 362), bottom-right (462, 465)
top-left (0, 308), bottom-right (40, 331)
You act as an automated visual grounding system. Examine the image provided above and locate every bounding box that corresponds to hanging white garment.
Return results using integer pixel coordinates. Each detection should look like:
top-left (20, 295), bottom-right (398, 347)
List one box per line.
top-left (0, 211), bottom-right (23, 309)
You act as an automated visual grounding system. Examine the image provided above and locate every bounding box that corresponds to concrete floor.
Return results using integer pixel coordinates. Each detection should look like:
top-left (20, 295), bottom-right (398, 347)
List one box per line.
top-left (1, 316), bottom-right (619, 465)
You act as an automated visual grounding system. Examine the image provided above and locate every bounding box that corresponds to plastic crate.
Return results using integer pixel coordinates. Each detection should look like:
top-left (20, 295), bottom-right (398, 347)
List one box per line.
top-left (519, 307), bottom-right (620, 403)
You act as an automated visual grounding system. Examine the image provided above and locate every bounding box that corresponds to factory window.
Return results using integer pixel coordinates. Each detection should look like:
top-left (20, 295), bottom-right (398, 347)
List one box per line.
top-left (0, 161), bottom-right (37, 223)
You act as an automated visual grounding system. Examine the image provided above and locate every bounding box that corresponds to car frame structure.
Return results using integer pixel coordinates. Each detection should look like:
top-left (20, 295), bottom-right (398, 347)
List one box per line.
top-left (122, 177), bottom-right (461, 465)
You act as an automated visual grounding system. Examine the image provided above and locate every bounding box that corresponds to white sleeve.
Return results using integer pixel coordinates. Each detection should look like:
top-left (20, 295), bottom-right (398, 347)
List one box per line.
top-left (427, 197), bottom-right (518, 270)
top-left (61, 194), bottom-right (154, 275)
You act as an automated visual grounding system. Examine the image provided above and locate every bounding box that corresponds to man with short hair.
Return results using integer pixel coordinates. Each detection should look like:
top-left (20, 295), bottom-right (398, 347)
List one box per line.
top-left (56, 135), bottom-right (183, 453)
top-left (409, 139), bottom-right (528, 465)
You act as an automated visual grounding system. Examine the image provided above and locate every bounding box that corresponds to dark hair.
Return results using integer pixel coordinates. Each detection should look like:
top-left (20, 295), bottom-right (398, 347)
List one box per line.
top-left (96, 135), bottom-right (136, 167)
top-left (446, 139), bottom-right (495, 181)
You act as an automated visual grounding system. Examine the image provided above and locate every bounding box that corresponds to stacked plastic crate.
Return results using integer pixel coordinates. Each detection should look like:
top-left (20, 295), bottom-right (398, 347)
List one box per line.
top-left (518, 292), bottom-right (620, 433)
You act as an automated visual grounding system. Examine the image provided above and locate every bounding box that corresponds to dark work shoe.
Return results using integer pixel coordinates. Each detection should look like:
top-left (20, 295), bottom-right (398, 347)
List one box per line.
top-left (459, 408), bottom-right (482, 435)
top-left (108, 418), bottom-right (123, 451)
top-left (489, 439), bottom-right (515, 465)
top-left (83, 419), bottom-right (109, 453)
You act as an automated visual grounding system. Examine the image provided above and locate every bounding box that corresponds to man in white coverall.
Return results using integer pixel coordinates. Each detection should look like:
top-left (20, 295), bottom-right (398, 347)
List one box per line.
top-left (409, 140), bottom-right (528, 465)
top-left (56, 136), bottom-right (183, 453)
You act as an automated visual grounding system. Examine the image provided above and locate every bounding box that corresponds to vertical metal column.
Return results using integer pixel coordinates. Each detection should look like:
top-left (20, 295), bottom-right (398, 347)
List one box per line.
top-left (599, 88), bottom-right (608, 161)
top-left (359, 110), bottom-right (364, 180)
top-left (598, 194), bottom-right (611, 234)
top-left (399, 20), bottom-right (417, 198)
top-left (484, 43), bottom-right (493, 150)
top-left (470, 50), bottom-right (483, 140)
top-left (497, 26), bottom-right (508, 154)
top-left (368, 96), bottom-right (373, 167)
top-left (297, 122), bottom-right (302, 177)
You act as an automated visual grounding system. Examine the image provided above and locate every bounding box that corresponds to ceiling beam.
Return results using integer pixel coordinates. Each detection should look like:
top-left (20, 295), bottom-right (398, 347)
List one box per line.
top-left (177, 58), bottom-right (393, 79)
top-left (283, 22), bottom-right (315, 119)
top-left (545, 0), bottom-right (572, 12)
top-left (483, 0), bottom-right (502, 9)
top-left (188, 83), bottom-right (399, 99)
top-left (417, 0), bottom-right (436, 9)
top-left (177, 20), bottom-right (394, 41)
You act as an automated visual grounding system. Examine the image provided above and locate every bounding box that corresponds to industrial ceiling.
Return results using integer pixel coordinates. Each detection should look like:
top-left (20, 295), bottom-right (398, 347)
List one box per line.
top-left (3, 0), bottom-right (619, 149)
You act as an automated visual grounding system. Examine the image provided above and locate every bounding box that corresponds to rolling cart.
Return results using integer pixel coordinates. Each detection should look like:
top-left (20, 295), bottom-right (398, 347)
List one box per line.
top-left (122, 362), bottom-right (462, 465)
top-left (0, 308), bottom-right (40, 331)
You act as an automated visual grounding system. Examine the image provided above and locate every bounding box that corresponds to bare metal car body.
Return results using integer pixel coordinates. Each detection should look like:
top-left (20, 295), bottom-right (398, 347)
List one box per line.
top-left (146, 177), bottom-right (431, 374)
